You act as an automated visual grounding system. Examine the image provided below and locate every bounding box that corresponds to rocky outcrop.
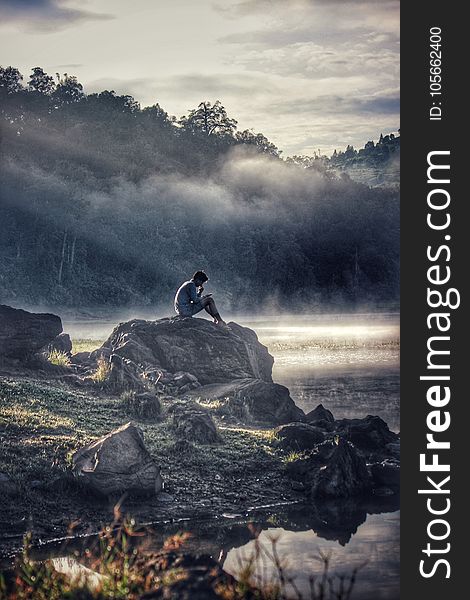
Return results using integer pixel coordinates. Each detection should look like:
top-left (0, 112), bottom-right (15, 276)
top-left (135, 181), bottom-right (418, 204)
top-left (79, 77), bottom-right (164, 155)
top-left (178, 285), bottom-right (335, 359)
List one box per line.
top-left (95, 317), bottom-right (273, 385)
top-left (282, 405), bottom-right (399, 498)
top-left (0, 304), bottom-right (62, 362)
top-left (74, 317), bottom-right (303, 426)
top-left (72, 423), bottom-right (162, 496)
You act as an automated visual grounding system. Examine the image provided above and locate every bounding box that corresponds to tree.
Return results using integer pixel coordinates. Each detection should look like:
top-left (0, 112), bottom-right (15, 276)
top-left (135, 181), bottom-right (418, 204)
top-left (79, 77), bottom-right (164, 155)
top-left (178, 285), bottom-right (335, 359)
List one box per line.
top-left (235, 129), bottom-right (280, 157)
top-left (0, 66), bottom-right (23, 93)
top-left (53, 73), bottom-right (84, 105)
top-left (179, 101), bottom-right (237, 136)
top-left (86, 90), bottom-right (140, 114)
top-left (142, 103), bottom-right (176, 127)
top-left (28, 67), bottom-right (55, 95)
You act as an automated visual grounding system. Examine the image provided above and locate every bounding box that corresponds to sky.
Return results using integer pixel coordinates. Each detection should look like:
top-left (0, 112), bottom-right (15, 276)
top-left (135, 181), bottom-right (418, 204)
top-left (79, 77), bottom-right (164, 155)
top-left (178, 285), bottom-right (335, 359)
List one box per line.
top-left (0, 0), bottom-right (400, 156)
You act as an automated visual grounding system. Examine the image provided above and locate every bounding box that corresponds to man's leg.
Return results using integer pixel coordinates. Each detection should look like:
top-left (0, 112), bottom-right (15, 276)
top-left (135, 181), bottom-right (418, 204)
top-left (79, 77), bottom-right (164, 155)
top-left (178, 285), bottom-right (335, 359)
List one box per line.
top-left (201, 297), bottom-right (225, 324)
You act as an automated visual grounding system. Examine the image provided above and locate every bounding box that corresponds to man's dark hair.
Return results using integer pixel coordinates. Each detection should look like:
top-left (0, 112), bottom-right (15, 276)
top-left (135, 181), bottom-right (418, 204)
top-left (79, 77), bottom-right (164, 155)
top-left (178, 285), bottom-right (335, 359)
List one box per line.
top-left (192, 270), bottom-right (208, 283)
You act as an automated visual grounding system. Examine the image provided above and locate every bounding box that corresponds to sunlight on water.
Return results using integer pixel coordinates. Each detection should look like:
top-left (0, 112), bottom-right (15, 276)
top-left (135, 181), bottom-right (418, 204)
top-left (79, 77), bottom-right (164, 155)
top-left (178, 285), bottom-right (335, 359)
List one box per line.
top-left (239, 313), bottom-right (399, 370)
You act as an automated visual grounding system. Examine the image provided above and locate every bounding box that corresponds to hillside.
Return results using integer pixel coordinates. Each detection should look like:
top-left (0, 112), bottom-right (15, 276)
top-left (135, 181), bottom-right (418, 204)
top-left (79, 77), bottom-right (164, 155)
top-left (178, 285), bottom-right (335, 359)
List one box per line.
top-left (0, 66), bottom-right (399, 311)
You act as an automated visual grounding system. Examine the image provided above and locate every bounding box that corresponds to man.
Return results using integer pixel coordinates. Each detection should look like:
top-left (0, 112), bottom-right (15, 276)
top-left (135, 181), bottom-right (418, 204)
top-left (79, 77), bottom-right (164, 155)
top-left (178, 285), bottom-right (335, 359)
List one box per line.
top-left (174, 270), bottom-right (226, 324)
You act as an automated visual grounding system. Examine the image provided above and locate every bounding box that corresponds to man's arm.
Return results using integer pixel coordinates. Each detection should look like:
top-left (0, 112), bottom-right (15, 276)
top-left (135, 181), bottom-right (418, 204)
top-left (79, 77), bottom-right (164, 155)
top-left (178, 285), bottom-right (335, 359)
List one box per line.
top-left (188, 282), bottom-right (199, 304)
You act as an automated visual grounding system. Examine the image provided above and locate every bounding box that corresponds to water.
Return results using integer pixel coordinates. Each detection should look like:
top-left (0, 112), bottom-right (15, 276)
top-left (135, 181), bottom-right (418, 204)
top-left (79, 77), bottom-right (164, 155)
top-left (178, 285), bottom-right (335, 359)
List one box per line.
top-left (229, 313), bottom-right (400, 598)
top-left (63, 311), bottom-right (400, 598)
top-left (241, 313), bottom-right (400, 433)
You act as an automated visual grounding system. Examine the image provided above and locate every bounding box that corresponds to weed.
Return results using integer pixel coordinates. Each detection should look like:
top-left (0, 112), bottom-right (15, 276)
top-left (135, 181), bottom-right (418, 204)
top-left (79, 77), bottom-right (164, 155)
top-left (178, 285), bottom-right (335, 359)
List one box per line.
top-left (47, 350), bottom-right (71, 367)
top-left (91, 358), bottom-right (111, 383)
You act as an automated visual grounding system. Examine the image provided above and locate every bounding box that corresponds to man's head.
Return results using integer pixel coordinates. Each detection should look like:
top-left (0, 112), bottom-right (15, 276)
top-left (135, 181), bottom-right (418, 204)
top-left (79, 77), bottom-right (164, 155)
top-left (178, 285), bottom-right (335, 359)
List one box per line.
top-left (192, 270), bottom-right (208, 286)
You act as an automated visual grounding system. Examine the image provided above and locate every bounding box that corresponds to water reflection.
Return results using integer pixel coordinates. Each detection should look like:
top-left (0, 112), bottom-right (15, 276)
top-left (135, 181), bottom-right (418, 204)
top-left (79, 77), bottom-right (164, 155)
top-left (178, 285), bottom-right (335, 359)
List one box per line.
top-left (224, 510), bottom-right (400, 600)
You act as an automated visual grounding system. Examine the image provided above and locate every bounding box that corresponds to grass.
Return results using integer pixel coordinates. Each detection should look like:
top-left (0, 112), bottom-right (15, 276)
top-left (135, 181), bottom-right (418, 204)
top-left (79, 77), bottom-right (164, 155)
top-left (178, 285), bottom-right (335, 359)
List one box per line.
top-left (91, 358), bottom-right (111, 383)
top-left (282, 451), bottom-right (308, 464)
top-left (47, 350), bottom-right (71, 367)
top-left (71, 339), bottom-right (102, 354)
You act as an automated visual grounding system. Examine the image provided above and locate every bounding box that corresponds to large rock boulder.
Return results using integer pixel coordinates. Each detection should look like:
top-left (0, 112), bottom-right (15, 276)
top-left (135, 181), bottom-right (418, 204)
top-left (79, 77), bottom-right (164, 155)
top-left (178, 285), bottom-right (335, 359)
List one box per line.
top-left (0, 304), bottom-right (62, 362)
top-left (188, 378), bottom-right (305, 426)
top-left (96, 317), bottom-right (273, 385)
top-left (72, 423), bottom-right (162, 496)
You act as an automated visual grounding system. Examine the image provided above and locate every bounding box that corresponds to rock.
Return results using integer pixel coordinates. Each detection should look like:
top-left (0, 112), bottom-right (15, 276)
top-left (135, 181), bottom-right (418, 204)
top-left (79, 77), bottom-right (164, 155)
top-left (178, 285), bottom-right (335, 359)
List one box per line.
top-left (106, 354), bottom-right (147, 392)
top-left (123, 392), bottom-right (162, 421)
top-left (72, 423), bottom-right (162, 496)
top-left (308, 438), bottom-right (372, 498)
top-left (46, 333), bottom-right (72, 356)
top-left (98, 317), bottom-right (273, 385)
top-left (170, 405), bottom-right (221, 444)
top-left (189, 378), bottom-right (304, 426)
top-left (275, 422), bottom-right (324, 451)
top-left (305, 403), bottom-right (335, 429)
top-left (334, 415), bottom-right (398, 451)
top-left (385, 440), bottom-right (401, 459)
top-left (0, 473), bottom-right (18, 496)
top-left (291, 480), bottom-right (306, 492)
top-left (0, 304), bottom-right (62, 362)
top-left (370, 459), bottom-right (400, 490)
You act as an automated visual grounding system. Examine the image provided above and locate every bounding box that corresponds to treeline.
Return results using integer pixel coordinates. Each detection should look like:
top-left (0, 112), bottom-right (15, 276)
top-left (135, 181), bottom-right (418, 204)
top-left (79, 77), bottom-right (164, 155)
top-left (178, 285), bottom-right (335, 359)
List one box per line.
top-left (0, 66), bottom-right (399, 311)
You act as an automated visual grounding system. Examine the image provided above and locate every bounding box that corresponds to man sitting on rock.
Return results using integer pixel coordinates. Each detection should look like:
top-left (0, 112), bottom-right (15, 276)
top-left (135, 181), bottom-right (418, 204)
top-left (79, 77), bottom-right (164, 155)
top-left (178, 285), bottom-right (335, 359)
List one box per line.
top-left (174, 270), bottom-right (226, 325)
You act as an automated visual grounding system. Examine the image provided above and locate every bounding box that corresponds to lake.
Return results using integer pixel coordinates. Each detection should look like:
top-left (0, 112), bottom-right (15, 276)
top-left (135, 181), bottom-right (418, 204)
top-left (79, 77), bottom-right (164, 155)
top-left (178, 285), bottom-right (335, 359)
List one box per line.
top-left (61, 311), bottom-right (400, 599)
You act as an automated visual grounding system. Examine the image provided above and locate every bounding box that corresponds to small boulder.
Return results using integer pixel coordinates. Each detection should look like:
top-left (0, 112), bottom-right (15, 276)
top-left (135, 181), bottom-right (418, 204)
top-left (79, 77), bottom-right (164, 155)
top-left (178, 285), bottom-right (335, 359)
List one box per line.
top-left (305, 404), bottom-right (335, 429)
top-left (46, 333), bottom-right (73, 356)
top-left (309, 438), bottom-right (371, 498)
top-left (275, 422), bottom-right (324, 451)
top-left (170, 405), bottom-right (221, 444)
top-left (72, 423), bottom-right (162, 496)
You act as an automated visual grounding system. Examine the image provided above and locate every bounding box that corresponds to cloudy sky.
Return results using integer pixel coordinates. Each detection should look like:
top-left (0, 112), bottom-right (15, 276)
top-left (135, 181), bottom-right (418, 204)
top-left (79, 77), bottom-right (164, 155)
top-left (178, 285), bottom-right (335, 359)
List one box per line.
top-left (0, 0), bottom-right (399, 156)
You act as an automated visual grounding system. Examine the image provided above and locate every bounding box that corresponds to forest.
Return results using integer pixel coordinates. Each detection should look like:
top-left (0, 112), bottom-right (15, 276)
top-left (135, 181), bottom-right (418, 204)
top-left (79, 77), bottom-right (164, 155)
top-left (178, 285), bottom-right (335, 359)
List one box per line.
top-left (0, 66), bottom-right (399, 312)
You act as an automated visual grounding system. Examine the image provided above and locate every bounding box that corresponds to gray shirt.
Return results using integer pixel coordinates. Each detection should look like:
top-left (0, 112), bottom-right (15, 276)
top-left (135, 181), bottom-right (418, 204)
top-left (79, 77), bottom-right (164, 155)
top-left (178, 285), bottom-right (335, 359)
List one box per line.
top-left (174, 280), bottom-right (201, 315)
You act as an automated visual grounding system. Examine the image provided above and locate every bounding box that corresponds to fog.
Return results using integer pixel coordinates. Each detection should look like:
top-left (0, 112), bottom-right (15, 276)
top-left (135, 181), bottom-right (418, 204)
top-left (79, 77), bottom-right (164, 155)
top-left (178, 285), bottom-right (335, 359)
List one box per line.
top-left (1, 87), bottom-right (399, 312)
